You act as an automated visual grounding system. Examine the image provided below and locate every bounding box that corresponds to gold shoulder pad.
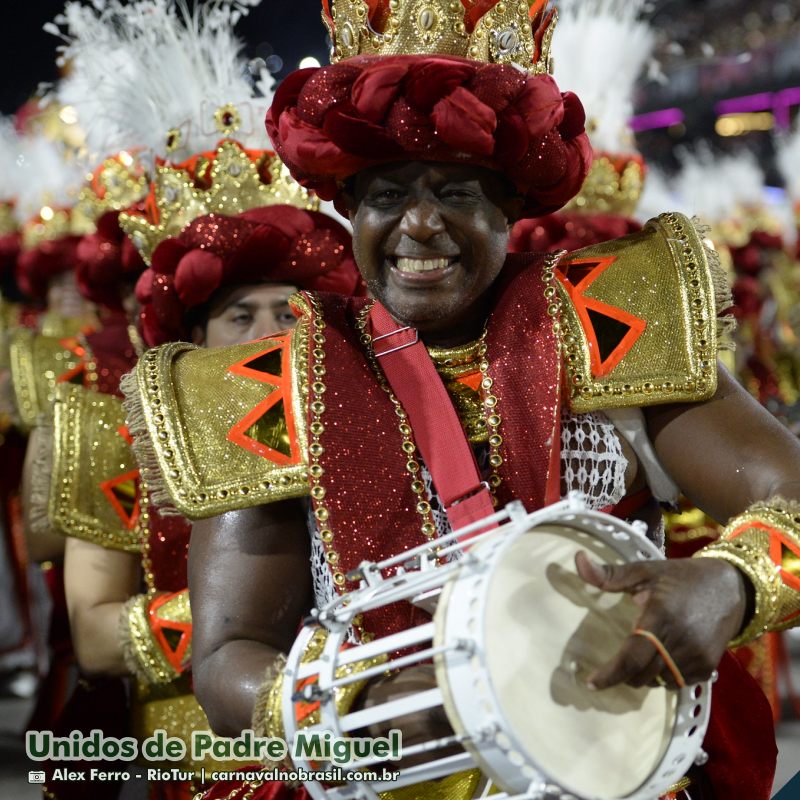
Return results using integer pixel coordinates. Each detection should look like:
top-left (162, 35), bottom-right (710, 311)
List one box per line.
top-left (50, 384), bottom-right (142, 553)
top-left (9, 329), bottom-right (88, 431)
top-left (557, 212), bottom-right (724, 412)
top-left (0, 298), bottom-right (20, 371)
top-left (125, 322), bottom-right (310, 519)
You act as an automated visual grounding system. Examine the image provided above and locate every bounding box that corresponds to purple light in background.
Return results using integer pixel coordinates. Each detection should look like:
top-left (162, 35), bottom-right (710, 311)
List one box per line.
top-left (774, 88), bottom-right (800, 130)
top-left (715, 93), bottom-right (774, 115)
top-left (630, 108), bottom-right (685, 133)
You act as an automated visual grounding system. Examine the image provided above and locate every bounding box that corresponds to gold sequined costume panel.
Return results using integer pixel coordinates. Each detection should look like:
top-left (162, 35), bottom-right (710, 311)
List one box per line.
top-left (9, 329), bottom-right (90, 431)
top-left (125, 323), bottom-right (310, 519)
top-left (50, 384), bottom-right (142, 552)
top-left (558, 212), bottom-right (724, 412)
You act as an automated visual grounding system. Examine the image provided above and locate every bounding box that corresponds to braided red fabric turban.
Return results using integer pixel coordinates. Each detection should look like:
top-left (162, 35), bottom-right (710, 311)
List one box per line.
top-left (16, 236), bottom-right (82, 301)
top-left (76, 210), bottom-right (146, 311)
top-left (135, 204), bottom-right (364, 346)
top-left (266, 54), bottom-right (592, 217)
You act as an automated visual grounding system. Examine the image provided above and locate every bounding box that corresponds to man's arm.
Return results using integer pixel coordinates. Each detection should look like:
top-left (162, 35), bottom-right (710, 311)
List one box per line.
top-left (189, 499), bottom-right (313, 737)
top-left (580, 362), bottom-right (800, 689)
top-left (64, 537), bottom-right (140, 675)
top-left (645, 362), bottom-right (800, 518)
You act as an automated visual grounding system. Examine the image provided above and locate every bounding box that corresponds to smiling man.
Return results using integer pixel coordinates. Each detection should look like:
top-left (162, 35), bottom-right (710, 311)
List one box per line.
top-left (124, 2), bottom-right (800, 799)
top-left (350, 162), bottom-right (518, 342)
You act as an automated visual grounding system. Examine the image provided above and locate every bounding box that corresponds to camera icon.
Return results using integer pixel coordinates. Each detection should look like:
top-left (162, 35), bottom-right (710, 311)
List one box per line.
top-left (28, 771), bottom-right (46, 784)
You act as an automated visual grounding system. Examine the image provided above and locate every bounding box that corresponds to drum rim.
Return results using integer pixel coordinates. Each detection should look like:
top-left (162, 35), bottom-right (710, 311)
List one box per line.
top-left (434, 505), bottom-right (712, 800)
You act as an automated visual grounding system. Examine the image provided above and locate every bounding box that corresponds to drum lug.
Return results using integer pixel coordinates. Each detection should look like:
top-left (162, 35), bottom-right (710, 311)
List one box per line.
top-left (347, 561), bottom-right (382, 587)
top-left (476, 721), bottom-right (498, 741)
top-left (693, 748), bottom-right (709, 766)
top-left (292, 682), bottom-right (328, 704)
top-left (525, 781), bottom-right (569, 799)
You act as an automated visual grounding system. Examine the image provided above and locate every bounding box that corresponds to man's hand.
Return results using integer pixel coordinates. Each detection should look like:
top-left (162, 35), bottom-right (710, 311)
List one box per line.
top-left (575, 552), bottom-right (749, 690)
top-left (355, 665), bottom-right (458, 768)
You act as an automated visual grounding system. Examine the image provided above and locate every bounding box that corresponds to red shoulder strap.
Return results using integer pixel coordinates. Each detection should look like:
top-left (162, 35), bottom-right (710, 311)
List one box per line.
top-left (368, 301), bottom-right (496, 536)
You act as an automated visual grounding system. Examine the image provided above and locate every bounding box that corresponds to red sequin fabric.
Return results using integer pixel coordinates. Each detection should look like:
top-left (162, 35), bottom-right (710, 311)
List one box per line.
top-left (146, 506), bottom-right (191, 593)
top-left (308, 254), bottom-right (560, 640)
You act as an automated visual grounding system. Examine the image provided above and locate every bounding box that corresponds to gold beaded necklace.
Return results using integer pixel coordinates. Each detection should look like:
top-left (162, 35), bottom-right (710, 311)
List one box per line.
top-left (356, 304), bottom-right (506, 511)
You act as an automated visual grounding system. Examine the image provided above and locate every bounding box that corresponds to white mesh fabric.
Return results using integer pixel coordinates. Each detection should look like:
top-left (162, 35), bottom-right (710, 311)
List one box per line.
top-left (560, 409), bottom-right (627, 510)
top-left (308, 410), bottom-right (632, 613)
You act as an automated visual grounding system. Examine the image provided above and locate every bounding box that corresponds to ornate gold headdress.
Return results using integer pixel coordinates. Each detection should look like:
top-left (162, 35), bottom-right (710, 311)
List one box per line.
top-left (52, 0), bottom-right (318, 266)
top-left (565, 154), bottom-right (646, 218)
top-left (119, 140), bottom-right (317, 266)
top-left (322, 0), bottom-right (556, 73)
top-left (73, 153), bottom-right (149, 225)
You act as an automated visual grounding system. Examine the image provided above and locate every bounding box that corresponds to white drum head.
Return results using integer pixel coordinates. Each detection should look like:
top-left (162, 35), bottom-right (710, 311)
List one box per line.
top-left (481, 524), bottom-right (676, 799)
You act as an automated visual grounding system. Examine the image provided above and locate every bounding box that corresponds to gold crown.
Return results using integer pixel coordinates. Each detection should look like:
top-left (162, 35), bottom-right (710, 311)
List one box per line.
top-left (75, 153), bottom-right (149, 225)
top-left (119, 140), bottom-right (319, 266)
top-left (21, 205), bottom-right (96, 251)
top-left (323, 0), bottom-right (556, 73)
top-left (565, 154), bottom-right (646, 219)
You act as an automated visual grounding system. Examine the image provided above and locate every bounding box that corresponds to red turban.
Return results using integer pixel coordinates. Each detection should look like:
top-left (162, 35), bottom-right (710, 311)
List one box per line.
top-left (267, 55), bottom-right (592, 218)
top-left (16, 236), bottom-right (82, 301)
top-left (511, 212), bottom-right (643, 254)
top-left (76, 210), bottom-right (147, 311)
top-left (135, 205), bottom-right (364, 346)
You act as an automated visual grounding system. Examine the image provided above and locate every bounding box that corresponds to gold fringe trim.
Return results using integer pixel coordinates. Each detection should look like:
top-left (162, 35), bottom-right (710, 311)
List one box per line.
top-left (251, 655), bottom-right (291, 770)
top-left (757, 495), bottom-right (800, 515)
top-left (692, 217), bottom-right (737, 351)
top-left (119, 367), bottom-right (180, 515)
top-left (119, 594), bottom-right (147, 682)
top-left (26, 422), bottom-right (56, 539)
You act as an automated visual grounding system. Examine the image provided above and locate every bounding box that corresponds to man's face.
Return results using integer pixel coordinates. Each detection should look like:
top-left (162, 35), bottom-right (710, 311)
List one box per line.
top-left (348, 162), bottom-right (519, 343)
top-left (194, 283), bottom-right (298, 348)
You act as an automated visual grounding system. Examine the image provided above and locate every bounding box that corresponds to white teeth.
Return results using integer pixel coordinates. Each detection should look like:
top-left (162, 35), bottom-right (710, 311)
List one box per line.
top-left (396, 257), bottom-right (451, 273)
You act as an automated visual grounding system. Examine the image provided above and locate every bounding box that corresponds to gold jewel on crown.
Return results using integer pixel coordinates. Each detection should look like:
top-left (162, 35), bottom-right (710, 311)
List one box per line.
top-left (323, 0), bottom-right (557, 74)
top-left (119, 139), bottom-right (319, 266)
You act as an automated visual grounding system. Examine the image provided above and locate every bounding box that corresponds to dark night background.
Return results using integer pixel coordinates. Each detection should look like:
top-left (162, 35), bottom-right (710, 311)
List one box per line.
top-left (1, 0), bottom-right (330, 115)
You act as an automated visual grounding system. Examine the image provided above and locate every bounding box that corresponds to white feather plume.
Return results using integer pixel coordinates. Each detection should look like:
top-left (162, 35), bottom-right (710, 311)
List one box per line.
top-left (551, 0), bottom-right (656, 154)
top-left (717, 150), bottom-right (767, 209)
top-left (12, 132), bottom-right (88, 223)
top-left (634, 166), bottom-right (684, 223)
top-left (776, 124), bottom-right (800, 201)
top-left (0, 118), bottom-right (22, 203)
top-left (673, 145), bottom-right (745, 224)
top-left (50, 0), bottom-right (273, 166)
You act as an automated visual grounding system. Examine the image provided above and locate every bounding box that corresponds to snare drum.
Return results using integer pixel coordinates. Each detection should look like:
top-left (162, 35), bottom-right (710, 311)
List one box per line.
top-left (283, 495), bottom-right (712, 800)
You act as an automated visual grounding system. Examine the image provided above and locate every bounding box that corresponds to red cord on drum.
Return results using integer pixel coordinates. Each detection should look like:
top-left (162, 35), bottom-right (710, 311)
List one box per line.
top-left (632, 628), bottom-right (687, 688)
